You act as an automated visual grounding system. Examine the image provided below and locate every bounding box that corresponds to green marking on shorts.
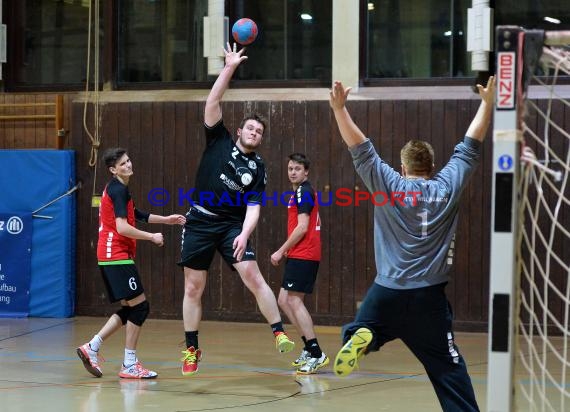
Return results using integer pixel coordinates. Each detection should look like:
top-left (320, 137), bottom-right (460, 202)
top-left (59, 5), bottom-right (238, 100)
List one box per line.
top-left (98, 259), bottom-right (135, 265)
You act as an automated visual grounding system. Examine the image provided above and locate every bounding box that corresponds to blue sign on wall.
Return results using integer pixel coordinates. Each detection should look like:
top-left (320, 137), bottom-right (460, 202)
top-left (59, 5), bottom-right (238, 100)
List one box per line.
top-left (0, 212), bottom-right (32, 317)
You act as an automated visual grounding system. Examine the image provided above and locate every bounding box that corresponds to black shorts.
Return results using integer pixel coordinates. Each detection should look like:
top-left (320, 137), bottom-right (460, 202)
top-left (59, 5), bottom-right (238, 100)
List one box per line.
top-left (99, 262), bottom-right (144, 303)
top-left (282, 258), bottom-right (319, 294)
top-left (177, 207), bottom-right (256, 270)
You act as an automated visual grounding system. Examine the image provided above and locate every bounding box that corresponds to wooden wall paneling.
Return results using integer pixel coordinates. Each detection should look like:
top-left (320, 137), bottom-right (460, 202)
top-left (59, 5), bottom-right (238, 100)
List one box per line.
top-left (71, 101), bottom-right (88, 311)
top-left (267, 100), bottom-right (295, 310)
top-left (337, 96), bottom-right (358, 318)
top-left (392, 100), bottom-right (408, 166)
top-left (340, 101), bottom-right (366, 317)
top-left (34, 94), bottom-right (47, 148)
top-left (327, 98), bottom-right (346, 318)
top-left (418, 100), bottom-right (432, 142)
top-left (0, 94), bottom-right (14, 148)
top-left (405, 100), bottom-right (419, 141)
top-left (0, 93), bottom-right (73, 149)
top-left (158, 100), bottom-right (177, 318)
top-left (24, 94), bottom-right (35, 148)
top-left (377, 100), bottom-right (394, 170)
top-left (0, 95), bottom-right (5, 147)
top-left (316, 101), bottom-right (334, 319)
top-left (15, 92), bottom-right (570, 331)
top-left (13, 94), bottom-right (27, 148)
top-left (458, 99), bottom-right (484, 324)
top-left (167, 101), bottom-right (190, 318)
top-left (293, 100), bottom-right (306, 154)
top-left (98, 102), bottom-right (120, 194)
top-left (429, 100), bottom-right (445, 170)
top-left (0, 94), bottom-right (3, 145)
top-left (265, 100), bottom-right (288, 304)
top-left (148, 101), bottom-right (163, 312)
top-left (304, 101), bottom-right (328, 319)
top-left (72, 101), bottom-right (101, 315)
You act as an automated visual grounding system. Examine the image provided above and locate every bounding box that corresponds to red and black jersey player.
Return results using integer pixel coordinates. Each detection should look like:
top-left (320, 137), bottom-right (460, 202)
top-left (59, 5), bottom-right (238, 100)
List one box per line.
top-left (77, 147), bottom-right (185, 380)
top-left (271, 153), bottom-right (327, 375)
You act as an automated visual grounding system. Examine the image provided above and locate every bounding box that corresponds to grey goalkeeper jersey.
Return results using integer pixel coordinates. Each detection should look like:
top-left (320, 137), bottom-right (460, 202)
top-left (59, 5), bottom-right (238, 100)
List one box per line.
top-left (349, 136), bottom-right (481, 289)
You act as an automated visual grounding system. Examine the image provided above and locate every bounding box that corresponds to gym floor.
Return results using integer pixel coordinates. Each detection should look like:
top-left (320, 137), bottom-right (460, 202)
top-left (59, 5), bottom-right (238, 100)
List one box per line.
top-left (0, 316), bottom-right (536, 411)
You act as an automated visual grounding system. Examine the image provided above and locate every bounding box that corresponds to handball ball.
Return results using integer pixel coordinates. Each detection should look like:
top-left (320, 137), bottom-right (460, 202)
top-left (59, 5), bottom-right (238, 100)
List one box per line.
top-left (232, 18), bottom-right (258, 45)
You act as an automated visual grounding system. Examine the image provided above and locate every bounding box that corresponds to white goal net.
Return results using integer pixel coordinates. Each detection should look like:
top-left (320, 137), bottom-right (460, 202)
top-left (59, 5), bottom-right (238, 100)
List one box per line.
top-left (515, 31), bottom-right (570, 412)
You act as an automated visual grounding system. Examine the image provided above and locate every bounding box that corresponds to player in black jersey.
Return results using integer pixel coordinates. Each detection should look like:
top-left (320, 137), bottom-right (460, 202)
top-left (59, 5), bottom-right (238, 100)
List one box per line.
top-left (177, 42), bottom-right (295, 376)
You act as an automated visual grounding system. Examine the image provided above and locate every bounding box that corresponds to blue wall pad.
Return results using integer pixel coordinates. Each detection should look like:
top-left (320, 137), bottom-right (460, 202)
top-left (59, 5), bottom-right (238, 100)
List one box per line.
top-left (0, 150), bottom-right (76, 317)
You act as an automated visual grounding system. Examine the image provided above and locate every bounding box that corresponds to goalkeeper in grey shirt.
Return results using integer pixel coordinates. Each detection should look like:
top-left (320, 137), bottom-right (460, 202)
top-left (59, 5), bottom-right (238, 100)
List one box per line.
top-left (329, 76), bottom-right (495, 412)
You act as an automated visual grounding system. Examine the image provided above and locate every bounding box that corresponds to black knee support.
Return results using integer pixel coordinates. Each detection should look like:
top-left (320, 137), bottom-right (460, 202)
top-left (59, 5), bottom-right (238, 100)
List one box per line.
top-left (127, 300), bottom-right (150, 326)
top-left (115, 306), bottom-right (131, 325)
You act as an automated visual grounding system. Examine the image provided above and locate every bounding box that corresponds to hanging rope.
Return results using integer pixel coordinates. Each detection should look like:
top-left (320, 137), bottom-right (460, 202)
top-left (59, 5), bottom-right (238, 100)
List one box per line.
top-left (83, 0), bottom-right (102, 199)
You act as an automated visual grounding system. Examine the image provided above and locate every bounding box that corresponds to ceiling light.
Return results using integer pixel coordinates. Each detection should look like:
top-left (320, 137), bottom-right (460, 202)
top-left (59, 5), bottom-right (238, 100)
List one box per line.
top-left (544, 17), bottom-right (561, 24)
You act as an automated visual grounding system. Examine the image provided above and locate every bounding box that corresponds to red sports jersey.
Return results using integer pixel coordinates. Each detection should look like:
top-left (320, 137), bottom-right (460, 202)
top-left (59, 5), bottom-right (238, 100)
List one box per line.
top-left (287, 181), bottom-right (321, 261)
top-left (97, 178), bottom-right (136, 261)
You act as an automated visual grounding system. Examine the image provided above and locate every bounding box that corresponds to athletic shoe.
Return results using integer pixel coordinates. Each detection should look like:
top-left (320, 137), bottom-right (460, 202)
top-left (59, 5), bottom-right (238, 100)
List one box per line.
top-left (118, 361), bottom-right (158, 379)
top-left (181, 346), bottom-right (202, 376)
top-left (76, 343), bottom-right (103, 378)
top-left (296, 352), bottom-right (330, 374)
top-left (291, 349), bottom-right (310, 367)
top-left (333, 327), bottom-right (373, 377)
top-left (275, 332), bottom-right (295, 353)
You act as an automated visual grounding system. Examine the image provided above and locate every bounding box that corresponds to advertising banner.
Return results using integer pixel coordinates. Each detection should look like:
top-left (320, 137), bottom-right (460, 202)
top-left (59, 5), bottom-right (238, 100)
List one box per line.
top-left (0, 212), bottom-right (32, 317)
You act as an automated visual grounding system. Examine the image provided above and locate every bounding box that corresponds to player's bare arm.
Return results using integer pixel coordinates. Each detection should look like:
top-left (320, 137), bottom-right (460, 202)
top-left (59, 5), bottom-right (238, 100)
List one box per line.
top-left (329, 81), bottom-right (367, 148)
top-left (204, 43), bottom-right (248, 127)
top-left (148, 214), bottom-right (186, 225)
top-left (466, 76), bottom-right (495, 142)
top-left (233, 204), bottom-right (260, 261)
top-left (115, 217), bottom-right (164, 246)
top-left (271, 213), bottom-right (309, 266)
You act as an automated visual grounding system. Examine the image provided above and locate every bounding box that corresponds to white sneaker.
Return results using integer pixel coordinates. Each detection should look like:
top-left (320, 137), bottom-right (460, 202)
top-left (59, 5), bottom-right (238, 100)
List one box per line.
top-left (118, 361), bottom-right (158, 379)
top-left (296, 352), bottom-right (329, 374)
top-left (76, 343), bottom-right (102, 377)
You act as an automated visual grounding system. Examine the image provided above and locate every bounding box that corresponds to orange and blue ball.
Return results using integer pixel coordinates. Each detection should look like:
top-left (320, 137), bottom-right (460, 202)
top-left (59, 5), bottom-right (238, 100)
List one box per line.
top-left (232, 18), bottom-right (258, 46)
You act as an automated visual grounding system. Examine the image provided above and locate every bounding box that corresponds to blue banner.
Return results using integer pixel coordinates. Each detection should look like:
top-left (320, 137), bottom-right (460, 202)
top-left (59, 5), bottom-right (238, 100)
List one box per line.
top-left (0, 212), bottom-right (32, 317)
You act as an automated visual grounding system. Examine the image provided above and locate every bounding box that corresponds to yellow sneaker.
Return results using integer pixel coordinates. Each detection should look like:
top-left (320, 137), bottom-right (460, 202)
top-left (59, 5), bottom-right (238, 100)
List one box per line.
top-left (274, 332), bottom-right (295, 353)
top-left (333, 328), bottom-right (372, 377)
top-left (291, 349), bottom-right (310, 367)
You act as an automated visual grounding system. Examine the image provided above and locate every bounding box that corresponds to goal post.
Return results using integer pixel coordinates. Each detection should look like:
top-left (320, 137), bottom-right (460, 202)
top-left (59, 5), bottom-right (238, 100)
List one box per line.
top-left (488, 26), bottom-right (570, 412)
top-left (487, 25), bottom-right (522, 412)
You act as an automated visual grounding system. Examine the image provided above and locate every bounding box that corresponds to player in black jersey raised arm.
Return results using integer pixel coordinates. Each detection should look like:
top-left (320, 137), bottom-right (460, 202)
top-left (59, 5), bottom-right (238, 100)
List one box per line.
top-left (177, 42), bottom-right (295, 376)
